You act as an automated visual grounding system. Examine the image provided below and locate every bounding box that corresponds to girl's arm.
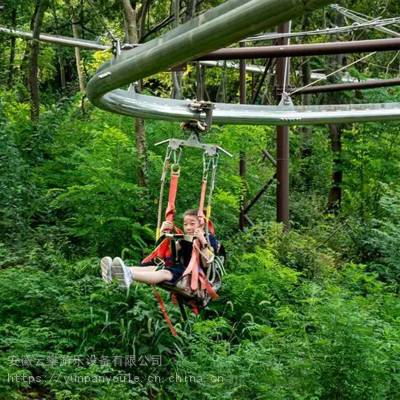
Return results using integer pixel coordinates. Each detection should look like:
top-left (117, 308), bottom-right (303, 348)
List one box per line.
top-left (194, 227), bottom-right (215, 266)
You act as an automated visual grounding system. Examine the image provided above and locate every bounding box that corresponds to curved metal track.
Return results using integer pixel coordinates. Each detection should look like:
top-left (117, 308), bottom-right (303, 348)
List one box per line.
top-left (104, 90), bottom-right (400, 125)
top-left (86, 0), bottom-right (400, 126)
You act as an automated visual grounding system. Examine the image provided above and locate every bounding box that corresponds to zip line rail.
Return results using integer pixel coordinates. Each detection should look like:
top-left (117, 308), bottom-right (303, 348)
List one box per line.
top-left (84, 0), bottom-right (400, 126)
top-left (105, 89), bottom-right (400, 125)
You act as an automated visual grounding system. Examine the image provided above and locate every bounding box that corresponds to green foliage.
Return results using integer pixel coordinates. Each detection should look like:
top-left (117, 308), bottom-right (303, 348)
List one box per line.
top-left (2, 1), bottom-right (400, 398)
top-left (0, 98), bottom-right (32, 241)
top-left (2, 81), bottom-right (400, 400)
top-left (358, 186), bottom-right (400, 285)
top-left (223, 245), bottom-right (299, 324)
top-left (169, 258), bottom-right (400, 400)
top-left (0, 246), bottom-right (186, 399)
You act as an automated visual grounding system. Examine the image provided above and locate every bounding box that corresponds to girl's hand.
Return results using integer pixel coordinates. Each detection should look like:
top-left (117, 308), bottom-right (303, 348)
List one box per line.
top-left (160, 221), bottom-right (173, 233)
top-left (194, 227), bottom-right (207, 246)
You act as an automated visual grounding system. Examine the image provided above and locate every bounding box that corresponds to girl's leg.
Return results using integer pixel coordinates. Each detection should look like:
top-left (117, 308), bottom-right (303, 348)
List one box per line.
top-left (130, 265), bottom-right (158, 273)
top-left (111, 258), bottom-right (172, 288)
top-left (129, 268), bottom-right (173, 285)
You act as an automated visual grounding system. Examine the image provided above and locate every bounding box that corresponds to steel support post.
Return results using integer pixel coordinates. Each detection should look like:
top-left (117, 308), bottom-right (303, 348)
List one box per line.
top-left (276, 22), bottom-right (290, 229)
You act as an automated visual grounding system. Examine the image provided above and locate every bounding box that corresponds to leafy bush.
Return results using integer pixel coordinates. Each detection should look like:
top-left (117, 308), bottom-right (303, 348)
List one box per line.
top-left (0, 248), bottom-right (187, 399)
top-left (0, 98), bottom-right (32, 242)
top-left (358, 186), bottom-right (400, 285)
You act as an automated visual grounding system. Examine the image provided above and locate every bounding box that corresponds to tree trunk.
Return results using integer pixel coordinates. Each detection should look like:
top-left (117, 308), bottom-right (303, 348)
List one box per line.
top-left (121, 0), bottom-right (148, 187)
top-left (50, 2), bottom-right (66, 91)
top-left (59, 57), bottom-right (66, 90)
top-left (122, 0), bottom-right (139, 43)
top-left (135, 114), bottom-right (148, 186)
top-left (138, 0), bottom-right (151, 42)
top-left (326, 12), bottom-right (345, 213)
top-left (171, 0), bottom-right (182, 99)
top-left (7, 8), bottom-right (17, 88)
top-left (66, 2), bottom-right (86, 92)
top-left (215, 62), bottom-right (227, 102)
top-left (300, 15), bottom-right (312, 162)
top-left (239, 43), bottom-right (247, 230)
top-left (300, 52), bottom-right (313, 190)
top-left (327, 124), bottom-right (342, 213)
top-left (29, 0), bottom-right (47, 122)
top-left (185, 0), bottom-right (197, 21)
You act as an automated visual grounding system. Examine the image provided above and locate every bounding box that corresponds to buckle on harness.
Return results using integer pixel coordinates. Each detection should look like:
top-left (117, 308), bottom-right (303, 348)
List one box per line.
top-left (154, 257), bottom-right (166, 270)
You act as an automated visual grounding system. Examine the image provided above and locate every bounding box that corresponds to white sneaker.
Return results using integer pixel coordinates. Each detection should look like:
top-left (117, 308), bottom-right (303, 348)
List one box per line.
top-left (111, 257), bottom-right (134, 288)
top-left (100, 256), bottom-right (112, 283)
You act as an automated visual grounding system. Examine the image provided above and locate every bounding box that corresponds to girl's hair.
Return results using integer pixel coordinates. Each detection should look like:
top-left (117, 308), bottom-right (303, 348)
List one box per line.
top-left (183, 209), bottom-right (198, 218)
top-left (183, 209), bottom-right (205, 227)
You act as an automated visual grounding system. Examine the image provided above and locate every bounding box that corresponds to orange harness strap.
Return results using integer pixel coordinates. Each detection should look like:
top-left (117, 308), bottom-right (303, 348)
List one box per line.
top-left (146, 161), bottom-right (218, 334)
top-left (165, 170), bottom-right (180, 224)
top-left (142, 169), bottom-right (181, 265)
top-left (141, 237), bottom-right (171, 264)
top-left (198, 271), bottom-right (219, 299)
top-left (180, 177), bottom-right (219, 299)
top-left (152, 286), bottom-right (177, 336)
top-left (197, 179), bottom-right (207, 226)
top-left (182, 241), bottom-right (218, 299)
top-left (148, 169), bottom-right (181, 336)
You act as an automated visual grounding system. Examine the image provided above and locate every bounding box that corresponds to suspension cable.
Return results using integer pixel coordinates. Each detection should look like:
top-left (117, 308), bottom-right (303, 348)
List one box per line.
top-left (206, 154), bottom-right (219, 221)
top-left (282, 20), bottom-right (292, 97)
top-left (201, 152), bottom-right (219, 246)
top-left (86, 0), bottom-right (117, 41)
top-left (156, 147), bottom-right (171, 240)
top-left (290, 51), bottom-right (377, 96)
top-left (331, 4), bottom-right (400, 38)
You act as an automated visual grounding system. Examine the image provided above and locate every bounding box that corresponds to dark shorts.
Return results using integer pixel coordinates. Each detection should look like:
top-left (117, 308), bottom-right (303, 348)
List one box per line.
top-left (139, 261), bottom-right (184, 284)
top-left (165, 264), bottom-right (185, 284)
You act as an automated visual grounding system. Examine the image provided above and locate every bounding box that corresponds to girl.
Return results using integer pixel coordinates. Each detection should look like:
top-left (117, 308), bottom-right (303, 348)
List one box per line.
top-left (100, 209), bottom-right (218, 288)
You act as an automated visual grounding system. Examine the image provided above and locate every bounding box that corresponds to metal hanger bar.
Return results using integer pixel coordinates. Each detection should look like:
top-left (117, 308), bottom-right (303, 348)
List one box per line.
top-left (155, 136), bottom-right (232, 158)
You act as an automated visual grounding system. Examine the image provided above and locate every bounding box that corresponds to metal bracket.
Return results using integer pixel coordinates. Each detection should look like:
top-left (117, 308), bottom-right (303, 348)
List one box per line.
top-left (111, 38), bottom-right (121, 59)
top-left (188, 100), bottom-right (215, 132)
top-left (275, 85), bottom-right (293, 98)
top-left (277, 93), bottom-right (295, 110)
top-left (155, 133), bottom-right (232, 158)
top-left (121, 43), bottom-right (137, 51)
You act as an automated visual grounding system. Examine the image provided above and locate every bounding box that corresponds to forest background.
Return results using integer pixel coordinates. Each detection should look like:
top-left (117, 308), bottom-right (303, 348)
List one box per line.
top-left (1, 0), bottom-right (400, 399)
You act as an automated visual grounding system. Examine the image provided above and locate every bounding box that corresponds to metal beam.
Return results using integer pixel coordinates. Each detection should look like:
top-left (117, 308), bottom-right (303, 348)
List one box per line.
top-left (101, 89), bottom-right (400, 125)
top-left (0, 26), bottom-right (110, 50)
top-left (197, 38), bottom-right (400, 60)
top-left (292, 78), bottom-right (400, 95)
top-left (3, 24), bottom-right (400, 61)
top-left (262, 149), bottom-right (277, 166)
top-left (244, 176), bottom-right (276, 215)
top-left (5, 25), bottom-right (399, 61)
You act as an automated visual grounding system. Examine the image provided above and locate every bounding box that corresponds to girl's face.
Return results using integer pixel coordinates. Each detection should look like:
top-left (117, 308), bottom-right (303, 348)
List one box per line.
top-left (183, 215), bottom-right (201, 235)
